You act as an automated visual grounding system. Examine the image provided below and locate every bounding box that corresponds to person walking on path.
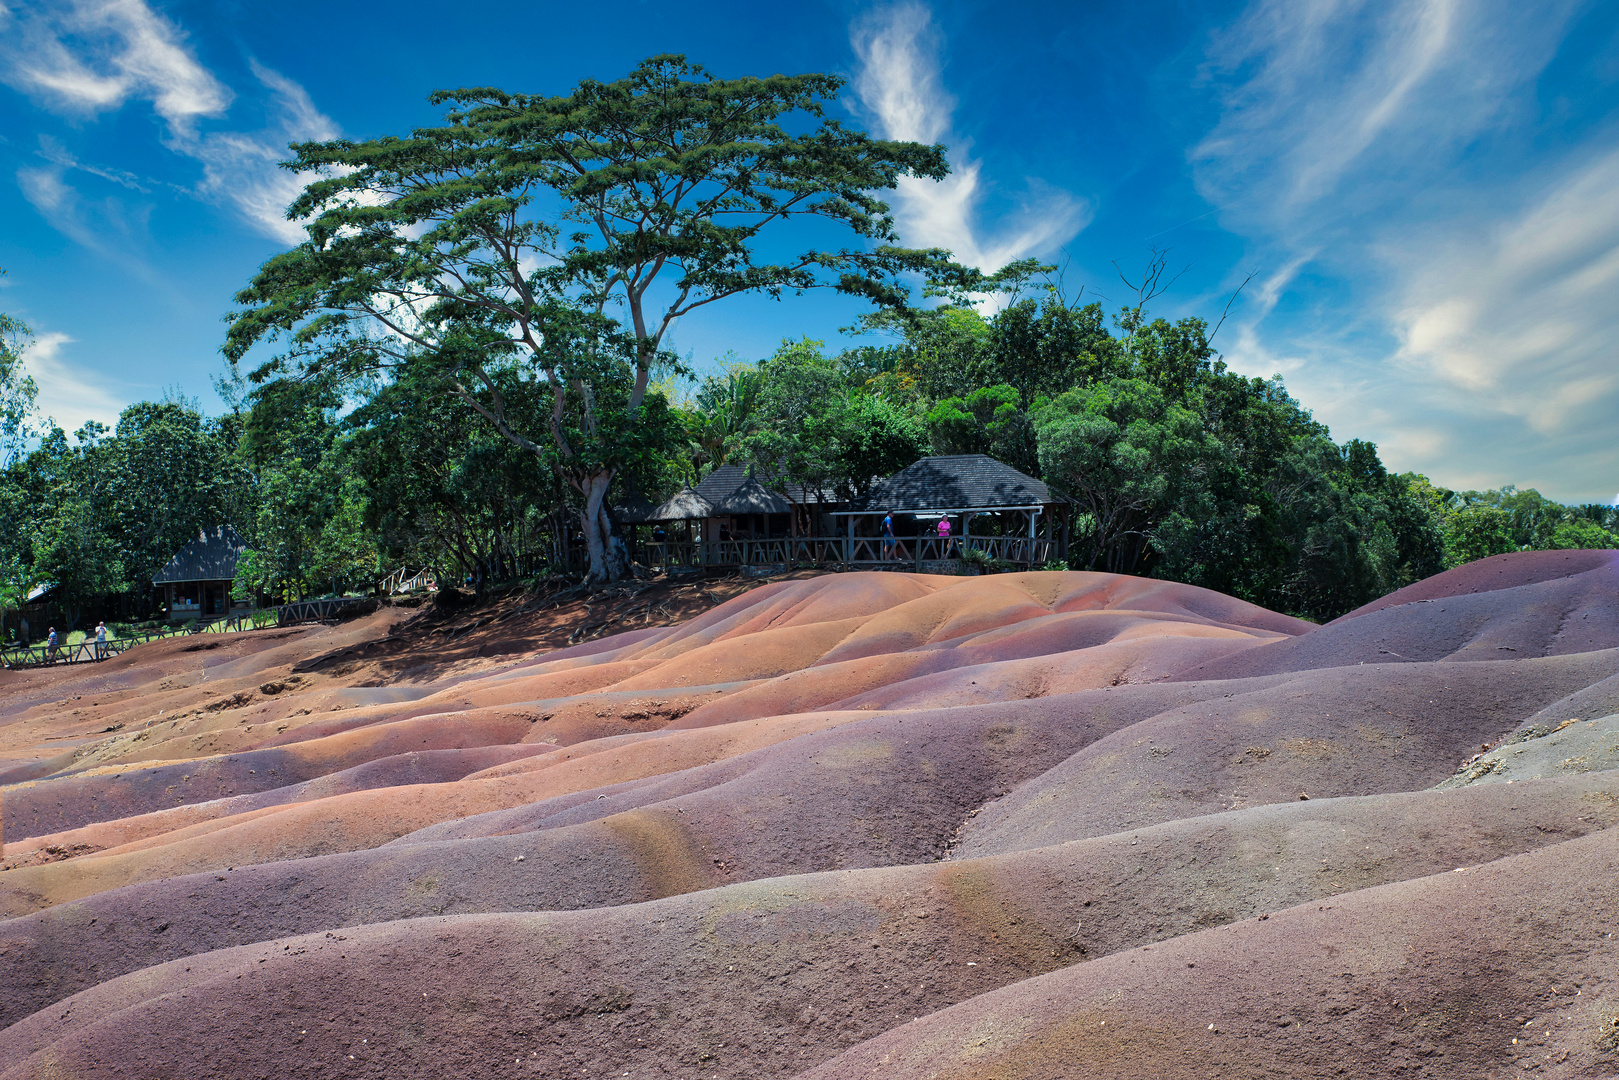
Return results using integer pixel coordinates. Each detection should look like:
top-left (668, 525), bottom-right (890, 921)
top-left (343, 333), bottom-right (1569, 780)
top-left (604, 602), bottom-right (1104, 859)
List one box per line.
top-left (95, 621), bottom-right (108, 660)
top-left (45, 627), bottom-right (58, 664)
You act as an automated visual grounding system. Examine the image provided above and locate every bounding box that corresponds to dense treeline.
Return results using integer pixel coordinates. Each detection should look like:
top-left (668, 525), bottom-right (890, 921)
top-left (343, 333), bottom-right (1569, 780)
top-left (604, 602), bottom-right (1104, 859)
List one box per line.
top-left (2, 59), bottom-right (1615, 638)
top-left (2, 271), bottom-right (1616, 640)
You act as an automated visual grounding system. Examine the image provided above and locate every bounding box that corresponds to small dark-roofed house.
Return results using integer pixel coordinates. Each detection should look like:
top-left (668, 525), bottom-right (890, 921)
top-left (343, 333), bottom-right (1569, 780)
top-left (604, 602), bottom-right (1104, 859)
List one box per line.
top-left (152, 525), bottom-right (250, 621)
top-left (692, 464), bottom-right (834, 510)
top-left (691, 464), bottom-right (753, 506)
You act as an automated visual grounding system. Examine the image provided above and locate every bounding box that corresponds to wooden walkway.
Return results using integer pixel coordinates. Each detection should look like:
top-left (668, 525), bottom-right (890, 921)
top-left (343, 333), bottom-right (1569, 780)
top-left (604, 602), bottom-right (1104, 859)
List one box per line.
top-left (1, 597), bottom-right (373, 670)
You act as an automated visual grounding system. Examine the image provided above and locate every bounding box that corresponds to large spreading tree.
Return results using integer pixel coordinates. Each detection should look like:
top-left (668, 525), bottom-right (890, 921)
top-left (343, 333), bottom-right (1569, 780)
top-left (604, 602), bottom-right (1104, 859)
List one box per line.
top-left (226, 55), bottom-right (950, 582)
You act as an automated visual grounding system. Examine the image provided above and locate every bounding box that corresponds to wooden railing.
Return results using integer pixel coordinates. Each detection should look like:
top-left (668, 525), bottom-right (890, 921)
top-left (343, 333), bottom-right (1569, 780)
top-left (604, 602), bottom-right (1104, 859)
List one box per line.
top-left (637, 534), bottom-right (1054, 571)
top-left (378, 567), bottom-right (437, 594)
top-left (1, 597), bottom-right (373, 669)
top-left (957, 536), bottom-right (1055, 565)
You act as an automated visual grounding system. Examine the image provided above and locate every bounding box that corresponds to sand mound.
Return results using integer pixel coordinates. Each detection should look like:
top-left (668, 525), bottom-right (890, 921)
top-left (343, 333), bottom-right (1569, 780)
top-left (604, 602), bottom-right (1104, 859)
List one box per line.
top-left (2, 558), bottom-right (1617, 1078)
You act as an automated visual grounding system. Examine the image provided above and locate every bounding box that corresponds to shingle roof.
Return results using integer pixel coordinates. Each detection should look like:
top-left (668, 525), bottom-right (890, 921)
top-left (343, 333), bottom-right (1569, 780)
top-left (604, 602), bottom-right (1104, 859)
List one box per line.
top-left (694, 463), bottom-right (836, 507)
top-left (846, 455), bottom-right (1056, 512)
top-left (692, 464), bottom-right (752, 504)
top-left (152, 525), bottom-right (248, 584)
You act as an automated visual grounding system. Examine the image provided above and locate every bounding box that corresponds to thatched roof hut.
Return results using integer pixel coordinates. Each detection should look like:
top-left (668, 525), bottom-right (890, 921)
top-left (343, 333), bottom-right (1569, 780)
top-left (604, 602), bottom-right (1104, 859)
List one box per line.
top-left (711, 477), bottom-right (792, 515)
top-left (649, 487), bottom-right (714, 521)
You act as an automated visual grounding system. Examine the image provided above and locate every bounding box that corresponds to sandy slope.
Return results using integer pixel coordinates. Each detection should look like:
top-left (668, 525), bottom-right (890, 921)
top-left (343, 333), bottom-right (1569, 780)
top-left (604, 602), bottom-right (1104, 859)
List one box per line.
top-left (1, 558), bottom-right (1617, 1078)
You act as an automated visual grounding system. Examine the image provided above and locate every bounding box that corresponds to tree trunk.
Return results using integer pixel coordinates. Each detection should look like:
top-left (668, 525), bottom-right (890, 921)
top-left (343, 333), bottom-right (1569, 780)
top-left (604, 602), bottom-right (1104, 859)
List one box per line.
top-left (579, 469), bottom-right (622, 583)
top-left (599, 499), bottom-right (629, 581)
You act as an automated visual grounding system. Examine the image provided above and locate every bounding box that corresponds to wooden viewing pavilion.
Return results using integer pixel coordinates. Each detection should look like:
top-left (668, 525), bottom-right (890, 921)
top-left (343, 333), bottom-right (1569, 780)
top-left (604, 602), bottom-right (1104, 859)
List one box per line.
top-left (621, 464), bottom-right (843, 571)
top-left (834, 455), bottom-right (1066, 570)
top-left (621, 455), bottom-right (1066, 573)
top-left (152, 525), bottom-right (252, 621)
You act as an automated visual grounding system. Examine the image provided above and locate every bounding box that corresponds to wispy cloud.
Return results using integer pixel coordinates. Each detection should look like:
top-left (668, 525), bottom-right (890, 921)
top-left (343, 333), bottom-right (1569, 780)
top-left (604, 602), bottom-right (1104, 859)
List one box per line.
top-left (17, 160), bottom-right (159, 278)
top-left (0, 0), bottom-right (230, 138)
top-left (2, 0), bottom-right (336, 244)
top-left (191, 62), bottom-right (339, 244)
top-left (1394, 148), bottom-right (1619, 432)
top-left (36, 133), bottom-right (150, 191)
top-left (850, 3), bottom-right (1090, 273)
top-left (1193, 0), bottom-right (1578, 233)
top-left (1196, 0), bottom-right (1616, 501)
top-left (21, 330), bottom-right (131, 433)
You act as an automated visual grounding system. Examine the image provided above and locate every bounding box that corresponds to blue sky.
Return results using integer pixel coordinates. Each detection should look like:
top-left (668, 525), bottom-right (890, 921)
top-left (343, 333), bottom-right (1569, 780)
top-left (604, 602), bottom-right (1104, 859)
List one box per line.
top-left (1, 0), bottom-right (1616, 501)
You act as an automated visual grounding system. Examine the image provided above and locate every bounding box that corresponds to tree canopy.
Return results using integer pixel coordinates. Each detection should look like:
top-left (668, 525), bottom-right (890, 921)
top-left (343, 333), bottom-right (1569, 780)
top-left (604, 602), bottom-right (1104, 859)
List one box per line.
top-left (3, 63), bottom-right (1616, 637)
top-left (225, 55), bottom-right (952, 581)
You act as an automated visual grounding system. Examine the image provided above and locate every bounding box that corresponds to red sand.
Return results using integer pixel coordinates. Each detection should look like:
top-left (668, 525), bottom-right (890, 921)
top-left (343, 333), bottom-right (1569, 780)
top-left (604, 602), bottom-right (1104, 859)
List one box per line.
top-left (2, 560), bottom-right (1617, 1078)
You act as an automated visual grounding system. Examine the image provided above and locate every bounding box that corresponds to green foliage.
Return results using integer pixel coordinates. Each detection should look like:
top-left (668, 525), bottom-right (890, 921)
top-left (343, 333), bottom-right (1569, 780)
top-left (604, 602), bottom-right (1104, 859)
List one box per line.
top-left (342, 367), bottom-right (572, 585)
top-left (224, 55), bottom-right (953, 582)
top-left (1444, 506), bottom-right (1517, 567)
top-left (744, 339), bottom-right (849, 500)
top-left (1397, 479), bottom-right (1619, 567)
top-left (837, 391), bottom-right (927, 497)
top-left (742, 338), bottom-right (926, 502)
top-left (924, 383), bottom-right (1037, 475)
top-left (983, 299), bottom-right (1120, 403)
top-left (0, 268), bottom-right (39, 468)
top-left (102, 401), bottom-right (247, 590)
top-left (1035, 377), bottom-right (1217, 575)
top-left (685, 361), bottom-right (763, 478)
top-left (234, 381), bottom-right (378, 601)
top-left (1546, 518), bottom-right (1619, 550)
top-left (29, 462), bottom-right (124, 630)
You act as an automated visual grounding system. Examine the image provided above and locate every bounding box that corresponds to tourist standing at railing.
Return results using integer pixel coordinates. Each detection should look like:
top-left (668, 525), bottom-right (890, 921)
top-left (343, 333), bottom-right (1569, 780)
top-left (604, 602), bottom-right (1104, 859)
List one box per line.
top-left (95, 621), bottom-right (108, 659)
top-left (46, 627), bottom-right (58, 663)
top-left (882, 513), bottom-right (896, 561)
top-left (936, 516), bottom-right (951, 552)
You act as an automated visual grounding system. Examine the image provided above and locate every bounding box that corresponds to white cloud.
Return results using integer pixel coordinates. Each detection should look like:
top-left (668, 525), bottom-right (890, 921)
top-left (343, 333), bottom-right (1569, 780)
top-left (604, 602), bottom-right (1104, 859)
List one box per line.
top-left (190, 62), bottom-right (340, 244)
top-left (1194, 0), bottom-right (1619, 501)
top-left (0, 0), bottom-right (230, 138)
top-left (1392, 148), bottom-right (1619, 431)
top-left (17, 160), bottom-right (157, 275)
top-left (36, 133), bottom-right (149, 191)
top-left (3, 1), bottom-right (337, 244)
top-left (850, 3), bottom-right (1090, 274)
top-left (21, 330), bottom-right (129, 433)
top-left (1193, 0), bottom-right (1579, 232)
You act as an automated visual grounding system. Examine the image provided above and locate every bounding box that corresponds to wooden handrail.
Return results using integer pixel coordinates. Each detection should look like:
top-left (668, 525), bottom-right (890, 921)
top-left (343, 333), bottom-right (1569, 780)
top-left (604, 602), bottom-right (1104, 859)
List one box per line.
top-left (636, 533), bottom-right (1053, 571)
top-left (2, 596), bottom-right (374, 669)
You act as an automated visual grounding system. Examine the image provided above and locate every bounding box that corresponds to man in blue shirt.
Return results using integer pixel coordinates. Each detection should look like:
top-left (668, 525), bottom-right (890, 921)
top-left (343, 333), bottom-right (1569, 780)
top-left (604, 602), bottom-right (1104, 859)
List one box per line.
top-left (882, 513), bottom-right (896, 560)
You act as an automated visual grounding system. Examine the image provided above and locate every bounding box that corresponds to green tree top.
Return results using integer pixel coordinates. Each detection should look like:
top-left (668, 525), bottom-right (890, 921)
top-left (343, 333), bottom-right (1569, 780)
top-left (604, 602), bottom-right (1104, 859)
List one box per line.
top-left (1, 268), bottom-right (39, 468)
top-left (225, 55), bottom-right (953, 582)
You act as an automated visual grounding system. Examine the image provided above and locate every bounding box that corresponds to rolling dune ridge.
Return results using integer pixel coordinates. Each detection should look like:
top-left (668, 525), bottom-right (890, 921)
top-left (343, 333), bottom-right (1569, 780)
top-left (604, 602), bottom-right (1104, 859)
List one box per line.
top-left (3, 554), bottom-right (1618, 1078)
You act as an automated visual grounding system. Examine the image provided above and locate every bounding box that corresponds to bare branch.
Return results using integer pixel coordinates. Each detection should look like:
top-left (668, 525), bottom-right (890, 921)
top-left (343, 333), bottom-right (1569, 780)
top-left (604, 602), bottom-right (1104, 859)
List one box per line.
top-left (1208, 268), bottom-right (1259, 345)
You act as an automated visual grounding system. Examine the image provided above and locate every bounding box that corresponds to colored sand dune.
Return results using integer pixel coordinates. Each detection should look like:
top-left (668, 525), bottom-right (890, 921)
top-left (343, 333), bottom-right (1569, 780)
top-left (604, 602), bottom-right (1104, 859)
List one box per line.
top-left (2, 553), bottom-right (1618, 1078)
